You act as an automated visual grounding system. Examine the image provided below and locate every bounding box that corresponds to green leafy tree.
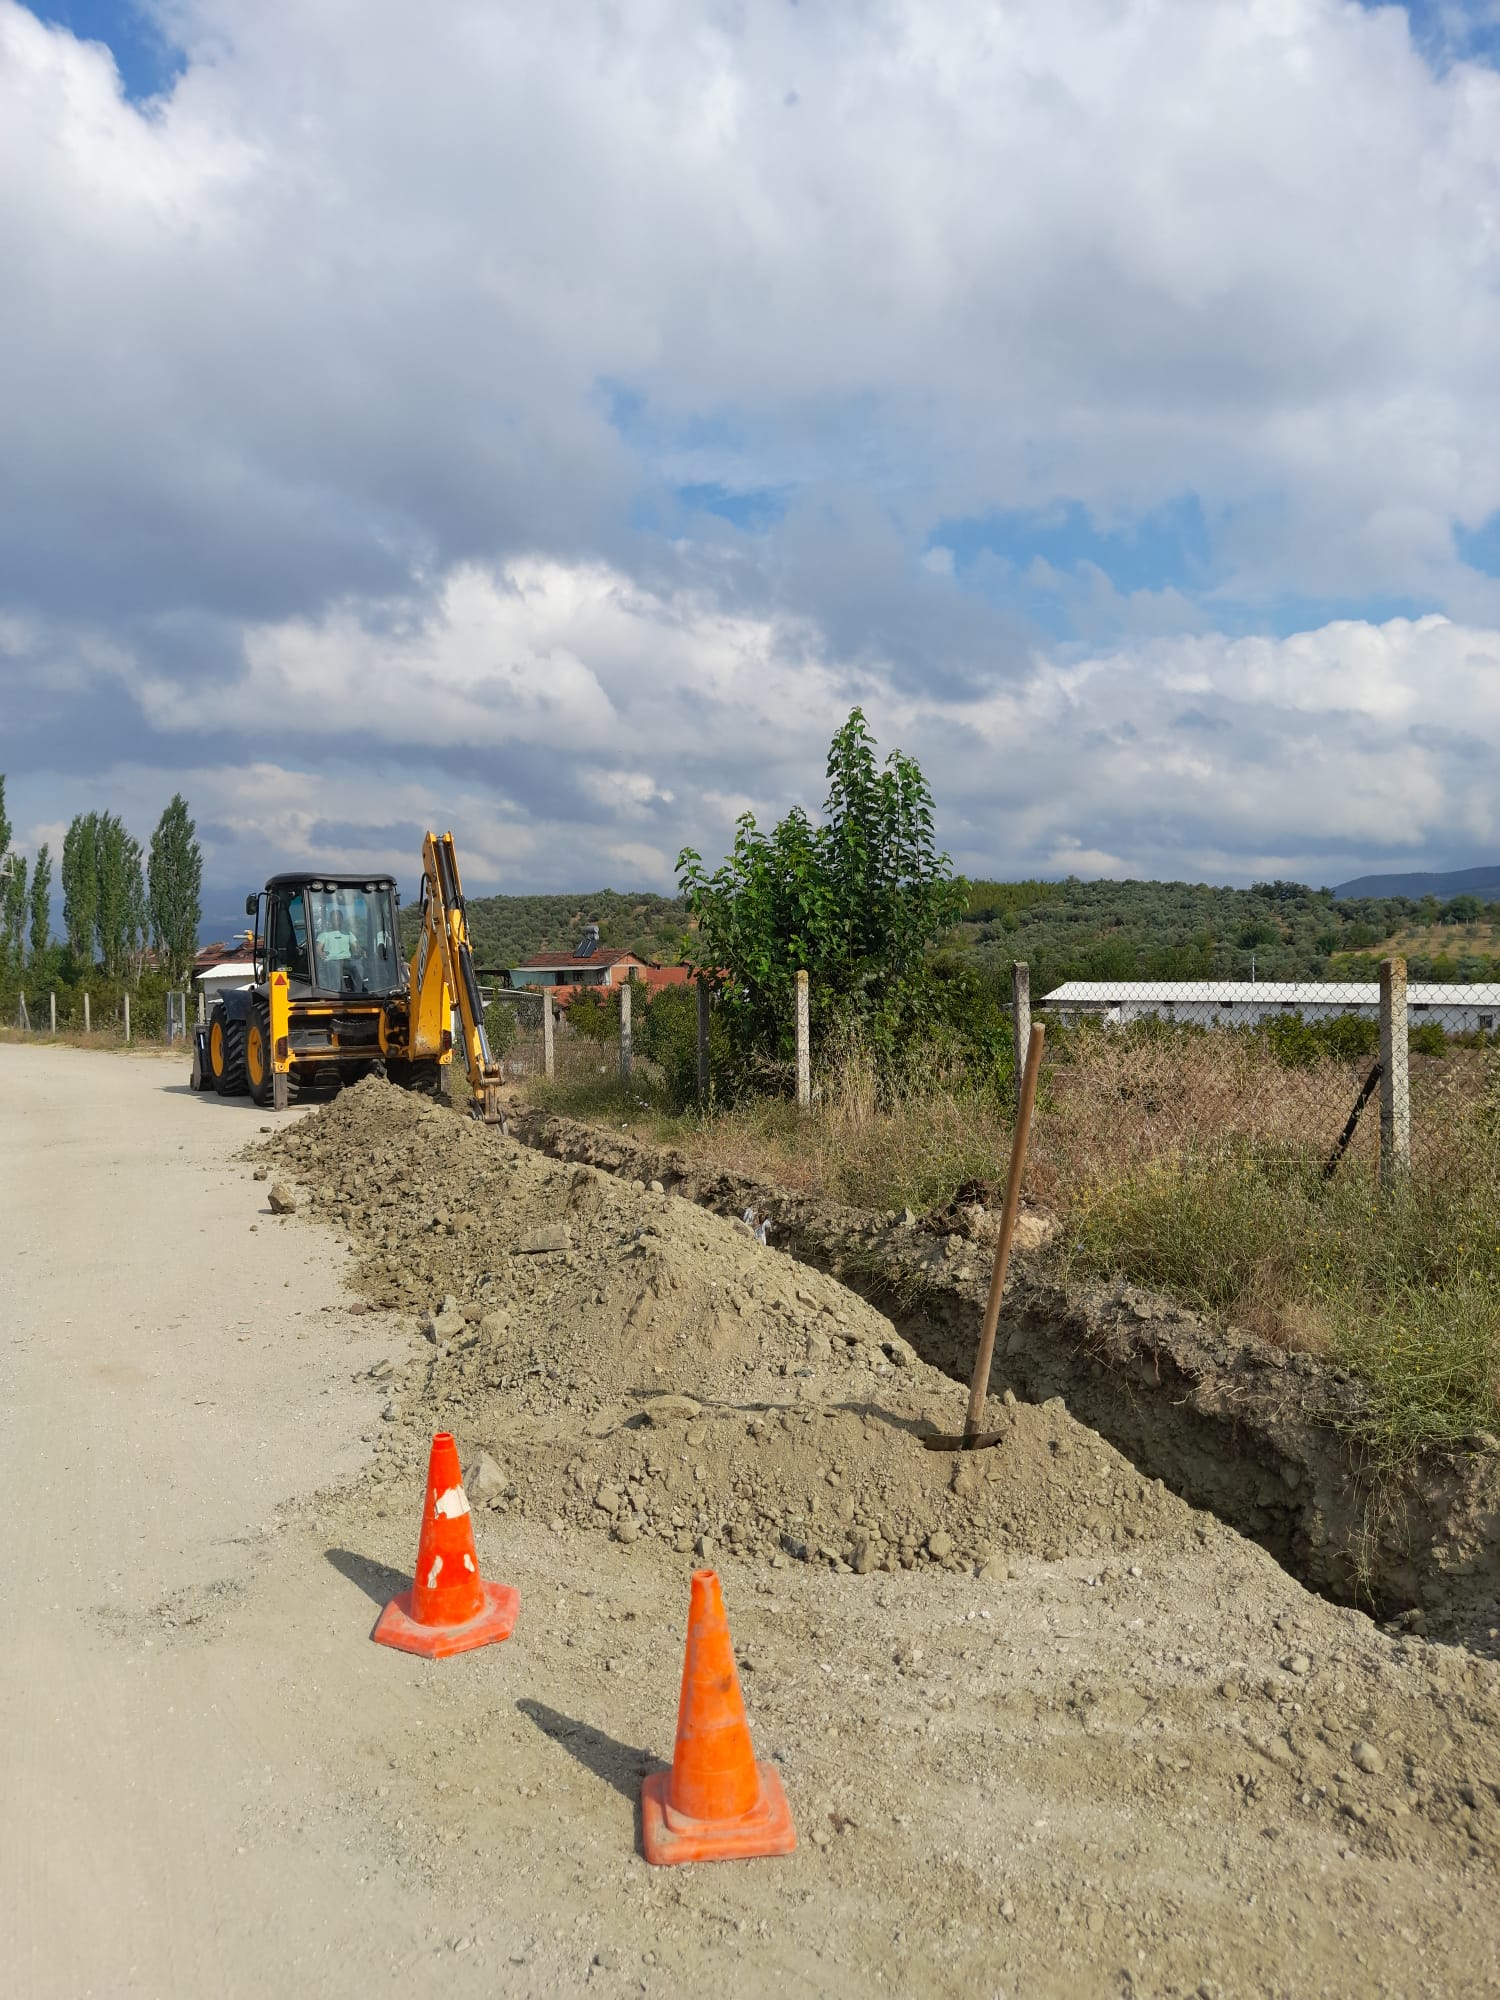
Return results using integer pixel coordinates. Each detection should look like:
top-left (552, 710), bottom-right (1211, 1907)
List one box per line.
top-left (1, 850), bottom-right (26, 972)
top-left (567, 983), bottom-right (621, 1042)
top-left (124, 832), bottom-right (149, 978)
top-left (28, 842), bottom-right (52, 962)
top-left (62, 812), bottom-right (99, 964)
top-left (0, 775), bottom-right (20, 973)
top-left (147, 794), bottom-right (202, 984)
top-left (677, 708), bottom-right (966, 1081)
top-left (93, 813), bottom-right (146, 978)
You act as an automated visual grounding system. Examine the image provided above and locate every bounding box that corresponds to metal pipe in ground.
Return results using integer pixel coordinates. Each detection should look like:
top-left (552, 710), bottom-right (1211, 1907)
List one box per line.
top-left (962, 1022), bottom-right (1046, 1443)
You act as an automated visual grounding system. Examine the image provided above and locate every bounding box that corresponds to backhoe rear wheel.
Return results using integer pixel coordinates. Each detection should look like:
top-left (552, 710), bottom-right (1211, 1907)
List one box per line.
top-left (210, 1004), bottom-right (247, 1097)
top-left (246, 999), bottom-right (273, 1107)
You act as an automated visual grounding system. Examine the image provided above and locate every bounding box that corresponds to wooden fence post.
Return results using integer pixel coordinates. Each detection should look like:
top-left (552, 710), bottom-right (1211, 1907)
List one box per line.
top-left (795, 969), bottom-right (811, 1110)
top-left (697, 978), bottom-right (711, 1106)
top-left (619, 975), bottom-right (633, 1084)
top-left (49, 990), bottom-right (56, 1035)
top-left (1012, 961), bottom-right (1031, 1105)
top-left (83, 992), bottom-right (90, 1035)
top-left (542, 987), bottom-right (555, 1080)
top-left (1379, 957), bottom-right (1410, 1185)
top-left (123, 992), bottom-right (131, 1044)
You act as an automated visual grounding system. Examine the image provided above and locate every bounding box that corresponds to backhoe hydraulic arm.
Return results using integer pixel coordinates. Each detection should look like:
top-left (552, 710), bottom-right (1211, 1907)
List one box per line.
top-left (407, 831), bottom-right (504, 1123)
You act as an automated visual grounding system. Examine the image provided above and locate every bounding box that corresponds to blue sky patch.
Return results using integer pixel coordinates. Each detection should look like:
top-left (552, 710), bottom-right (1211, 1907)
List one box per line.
top-left (1357, 1), bottom-right (1500, 70)
top-left (24, 2), bottom-right (184, 104)
top-left (1455, 510), bottom-right (1500, 577)
top-left (930, 493), bottom-right (1215, 599)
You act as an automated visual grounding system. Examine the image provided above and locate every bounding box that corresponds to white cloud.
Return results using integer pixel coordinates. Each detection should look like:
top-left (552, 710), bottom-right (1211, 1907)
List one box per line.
top-left (6, 1), bottom-right (1500, 892)
top-left (14, 560), bottom-right (1495, 892)
top-left (5, 0), bottom-right (1500, 609)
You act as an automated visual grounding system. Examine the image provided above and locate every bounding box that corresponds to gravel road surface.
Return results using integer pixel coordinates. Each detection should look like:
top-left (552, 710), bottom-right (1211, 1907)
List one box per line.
top-left (3, 1044), bottom-right (1497, 2000)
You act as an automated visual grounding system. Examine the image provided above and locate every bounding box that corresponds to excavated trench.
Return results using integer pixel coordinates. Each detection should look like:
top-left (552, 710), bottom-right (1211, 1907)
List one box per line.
top-left (508, 1105), bottom-right (1500, 1646)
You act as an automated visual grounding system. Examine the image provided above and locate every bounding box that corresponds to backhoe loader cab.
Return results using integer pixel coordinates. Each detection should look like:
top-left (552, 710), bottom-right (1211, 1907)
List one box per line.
top-left (191, 832), bottom-right (504, 1120)
top-left (255, 875), bottom-right (404, 1001)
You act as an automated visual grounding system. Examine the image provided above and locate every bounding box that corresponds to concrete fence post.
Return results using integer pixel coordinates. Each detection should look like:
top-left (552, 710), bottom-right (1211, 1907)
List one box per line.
top-left (795, 969), bottom-right (811, 1110)
top-left (542, 987), bottom-right (555, 1080)
top-left (619, 975), bottom-right (633, 1084)
top-left (123, 992), bottom-right (131, 1045)
top-left (1012, 961), bottom-right (1031, 1106)
top-left (197, 988), bottom-right (205, 1026)
top-left (83, 991), bottom-right (91, 1035)
top-left (696, 978), bottom-right (711, 1106)
top-left (1379, 956), bottom-right (1410, 1186)
top-left (49, 990), bottom-right (56, 1035)
top-left (18, 992), bottom-right (29, 1032)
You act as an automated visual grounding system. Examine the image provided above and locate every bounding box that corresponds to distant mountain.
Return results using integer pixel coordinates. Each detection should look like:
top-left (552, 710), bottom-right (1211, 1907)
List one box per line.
top-left (1333, 864), bottom-right (1500, 900)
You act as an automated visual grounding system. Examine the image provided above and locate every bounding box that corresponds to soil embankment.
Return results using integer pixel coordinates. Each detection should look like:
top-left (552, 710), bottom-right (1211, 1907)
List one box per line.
top-left (505, 1105), bottom-right (1500, 1644)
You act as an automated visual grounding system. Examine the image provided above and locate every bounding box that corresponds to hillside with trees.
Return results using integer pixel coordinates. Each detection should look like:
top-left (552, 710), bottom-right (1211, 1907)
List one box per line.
top-left (400, 888), bottom-right (691, 971)
top-left (956, 877), bottom-right (1500, 989)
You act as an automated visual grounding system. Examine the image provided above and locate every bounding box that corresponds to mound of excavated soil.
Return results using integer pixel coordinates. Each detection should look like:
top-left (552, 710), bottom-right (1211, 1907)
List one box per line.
top-left (259, 1079), bottom-right (1193, 1575)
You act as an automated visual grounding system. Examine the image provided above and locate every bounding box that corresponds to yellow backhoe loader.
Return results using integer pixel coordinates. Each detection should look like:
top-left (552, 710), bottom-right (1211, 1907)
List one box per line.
top-left (190, 831), bottom-right (503, 1121)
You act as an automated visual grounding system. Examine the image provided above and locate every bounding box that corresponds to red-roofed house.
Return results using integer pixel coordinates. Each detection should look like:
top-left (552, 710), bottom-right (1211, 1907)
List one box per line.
top-left (508, 926), bottom-right (698, 1004)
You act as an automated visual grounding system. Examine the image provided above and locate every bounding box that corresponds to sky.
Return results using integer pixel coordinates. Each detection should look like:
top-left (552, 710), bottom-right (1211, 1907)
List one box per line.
top-left (5, 1), bottom-right (1500, 917)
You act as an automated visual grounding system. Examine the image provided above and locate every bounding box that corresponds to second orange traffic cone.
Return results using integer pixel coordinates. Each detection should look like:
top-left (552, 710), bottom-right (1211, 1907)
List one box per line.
top-left (641, 1569), bottom-right (796, 1865)
top-left (372, 1431), bottom-right (519, 1658)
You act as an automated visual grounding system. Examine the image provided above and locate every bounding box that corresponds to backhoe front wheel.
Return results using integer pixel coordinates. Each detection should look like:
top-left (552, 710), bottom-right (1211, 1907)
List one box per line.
top-left (387, 1056), bottom-right (443, 1099)
top-left (209, 1005), bottom-right (247, 1097)
top-left (246, 1000), bottom-right (274, 1107)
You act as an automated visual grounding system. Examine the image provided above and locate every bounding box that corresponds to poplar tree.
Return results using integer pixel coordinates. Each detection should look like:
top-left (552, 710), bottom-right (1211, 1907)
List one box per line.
top-left (1, 856), bottom-right (24, 970)
top-left (62, 812), bottom-right (99, 964)
top-left (148, 795), bottom-right (203, 984)
top-left (28, 843), bottom-right (52, 961)
top-left (93, 813), bottom-right (139, 978)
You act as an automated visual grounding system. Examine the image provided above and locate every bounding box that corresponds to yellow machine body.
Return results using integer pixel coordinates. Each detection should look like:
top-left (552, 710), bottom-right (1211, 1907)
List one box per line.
top-left (197, 830), bottom-right (503, 1122)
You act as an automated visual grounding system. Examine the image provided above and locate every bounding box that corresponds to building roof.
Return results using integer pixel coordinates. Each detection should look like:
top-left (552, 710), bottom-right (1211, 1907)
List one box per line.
top-left (1043, 980), bottom-right (1500, 1004)
top-left (517, 946), bottom-right (648, 971)
top-left (195, 934), bottom-right (254, 973)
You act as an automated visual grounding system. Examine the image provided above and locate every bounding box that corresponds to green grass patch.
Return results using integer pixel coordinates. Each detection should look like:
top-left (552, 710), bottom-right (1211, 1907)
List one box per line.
top-left (1060, 1135), bottom-right (1500, 1459)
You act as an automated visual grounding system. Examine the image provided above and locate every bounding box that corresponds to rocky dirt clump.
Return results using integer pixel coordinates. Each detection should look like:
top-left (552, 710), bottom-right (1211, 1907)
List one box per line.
top-left (259, 1079), bottom-right (1191, 1575)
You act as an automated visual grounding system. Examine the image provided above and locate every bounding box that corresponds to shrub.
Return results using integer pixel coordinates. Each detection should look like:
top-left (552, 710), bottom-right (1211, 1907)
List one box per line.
top-left (567, 985), bottom-right (620, 1041)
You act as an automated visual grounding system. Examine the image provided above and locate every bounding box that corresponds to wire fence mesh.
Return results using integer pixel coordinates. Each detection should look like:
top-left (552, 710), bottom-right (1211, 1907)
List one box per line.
top-left (1032, 971), bottom-right (1500, 1190)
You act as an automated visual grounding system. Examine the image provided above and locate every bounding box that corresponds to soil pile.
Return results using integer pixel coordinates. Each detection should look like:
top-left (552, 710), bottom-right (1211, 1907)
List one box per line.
top-left (259, 1079), bottom-right (1190, 1574)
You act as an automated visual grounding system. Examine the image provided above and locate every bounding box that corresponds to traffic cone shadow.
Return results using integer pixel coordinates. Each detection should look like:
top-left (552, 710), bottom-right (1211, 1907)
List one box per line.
top-left (372, 1431), bottom-right (519, 1658)
top-left (641, 1568), bottom-right (796, 1865)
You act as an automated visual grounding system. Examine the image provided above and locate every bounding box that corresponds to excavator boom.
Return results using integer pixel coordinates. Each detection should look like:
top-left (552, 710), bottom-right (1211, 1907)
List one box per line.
top-left (406, 831), bottom-right (504, 1122)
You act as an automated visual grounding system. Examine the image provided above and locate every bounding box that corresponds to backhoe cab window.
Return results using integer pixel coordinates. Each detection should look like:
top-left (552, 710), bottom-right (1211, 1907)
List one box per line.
top-left (270, 891), bottom-right (310, 982)
top-left (309, 887), bottom-right (401, 995)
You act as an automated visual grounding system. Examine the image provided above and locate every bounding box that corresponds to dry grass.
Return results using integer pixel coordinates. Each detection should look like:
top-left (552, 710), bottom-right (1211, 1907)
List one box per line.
top-left (526, 1033), bottom-right (1016, 1214)
top-left (1052, 1038), bottom-right (1500, 1457)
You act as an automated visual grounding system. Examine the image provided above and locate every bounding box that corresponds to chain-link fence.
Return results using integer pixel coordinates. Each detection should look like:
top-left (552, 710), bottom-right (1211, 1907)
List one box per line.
top-left (1030, 962), bottom-right (1498, 1189)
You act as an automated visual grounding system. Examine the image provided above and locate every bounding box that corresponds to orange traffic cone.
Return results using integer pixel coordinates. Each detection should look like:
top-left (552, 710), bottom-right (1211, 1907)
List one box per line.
top-left (641, 1569), bottom-right (796, 1865)
top-left (372, 1431), bottom-right (519, 1658)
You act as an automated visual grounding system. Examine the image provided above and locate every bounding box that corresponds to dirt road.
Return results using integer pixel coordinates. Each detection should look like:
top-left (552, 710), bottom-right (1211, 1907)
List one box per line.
top-left (2, 1046), bottom-right (1498, 1999)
